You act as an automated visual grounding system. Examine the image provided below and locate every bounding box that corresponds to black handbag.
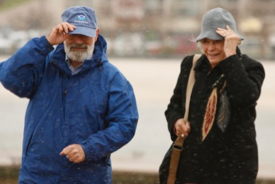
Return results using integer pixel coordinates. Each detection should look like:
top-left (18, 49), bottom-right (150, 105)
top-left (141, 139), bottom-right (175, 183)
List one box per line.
top-left (159, 143), bottom-right (174, 183)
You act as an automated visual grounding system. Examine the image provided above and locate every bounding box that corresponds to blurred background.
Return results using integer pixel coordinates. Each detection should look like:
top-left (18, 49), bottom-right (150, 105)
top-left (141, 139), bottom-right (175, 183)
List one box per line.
top-left (0, 0), bottom-right (275, 59)
top-left (0, 0), bottom-right (275, 183)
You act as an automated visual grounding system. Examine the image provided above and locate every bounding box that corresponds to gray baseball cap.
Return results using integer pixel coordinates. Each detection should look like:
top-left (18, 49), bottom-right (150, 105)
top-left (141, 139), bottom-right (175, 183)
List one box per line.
top-left (61, 6), bottom-right (97, 38)
top-left (195, 7), bottom-right (243, 41)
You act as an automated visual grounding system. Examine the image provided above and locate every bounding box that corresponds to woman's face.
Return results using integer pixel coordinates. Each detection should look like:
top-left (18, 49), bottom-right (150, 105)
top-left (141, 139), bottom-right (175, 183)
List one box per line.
top-left (200, 38), bottom-right (226, 68)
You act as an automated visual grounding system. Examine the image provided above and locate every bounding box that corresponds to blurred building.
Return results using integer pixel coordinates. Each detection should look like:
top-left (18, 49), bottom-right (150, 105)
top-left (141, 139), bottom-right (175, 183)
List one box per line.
top-left (0, 0), bottom-right (274, 59)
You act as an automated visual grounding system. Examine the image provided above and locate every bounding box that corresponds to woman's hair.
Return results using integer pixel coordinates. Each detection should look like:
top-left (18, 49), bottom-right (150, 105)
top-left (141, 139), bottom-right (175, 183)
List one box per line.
top-left (196, 41), bottom-right (204, 53)
top-left (196, 39), bottom-right (243, 53)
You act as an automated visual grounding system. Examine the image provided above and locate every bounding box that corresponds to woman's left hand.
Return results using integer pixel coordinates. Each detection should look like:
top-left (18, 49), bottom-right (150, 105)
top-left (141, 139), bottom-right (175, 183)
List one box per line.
top-left (216, 25), bottom-right (241, 58)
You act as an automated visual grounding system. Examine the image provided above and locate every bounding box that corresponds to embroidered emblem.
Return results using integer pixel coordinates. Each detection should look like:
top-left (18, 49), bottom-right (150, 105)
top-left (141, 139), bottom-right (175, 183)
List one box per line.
top-left (77, 15), bottom-right (86, 21)
top-left (74, 14), bottom-right (89, 24)
top-left (202, 88), bottom-right (217, 141)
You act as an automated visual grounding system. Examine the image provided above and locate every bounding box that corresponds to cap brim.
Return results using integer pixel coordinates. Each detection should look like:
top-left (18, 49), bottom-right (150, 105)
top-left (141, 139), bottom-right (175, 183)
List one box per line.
top-left (196, 32), bottom-right (223, 42)
top-left (68, 26), bottom-right (96, 38)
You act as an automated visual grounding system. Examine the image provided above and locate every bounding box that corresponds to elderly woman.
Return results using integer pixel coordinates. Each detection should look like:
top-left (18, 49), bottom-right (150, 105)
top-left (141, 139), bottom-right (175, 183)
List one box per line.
top-left (163, 7), bottom-right (265, 184)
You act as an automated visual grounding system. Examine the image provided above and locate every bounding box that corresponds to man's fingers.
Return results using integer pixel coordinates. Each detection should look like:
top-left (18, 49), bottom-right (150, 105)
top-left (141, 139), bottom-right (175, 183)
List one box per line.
top-left (60, 22), bottom-right (76, 34)
top-left (59, 149), bottom-right (66, 156)
top-left (66, 148), bottom-right (78, 159)
top-left (47, 22), bottom-right (76, 45)
top-left (60, 145), bottom-right (72, 156)
top-left (61, 148), bottom-right (77, 161)
top-left (69, 154), bottom-right (82, 163)
top-left (60, 144), bottom-right (85, 163)
top-left (68, 154), bottom-right (77, 162)
top-left (60, 23), bottom-right (70, 34)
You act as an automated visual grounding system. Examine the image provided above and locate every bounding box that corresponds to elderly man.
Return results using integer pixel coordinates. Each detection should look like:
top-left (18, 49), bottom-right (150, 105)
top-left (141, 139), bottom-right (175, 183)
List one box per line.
top-left (0, 6), bottom-right (138, 184)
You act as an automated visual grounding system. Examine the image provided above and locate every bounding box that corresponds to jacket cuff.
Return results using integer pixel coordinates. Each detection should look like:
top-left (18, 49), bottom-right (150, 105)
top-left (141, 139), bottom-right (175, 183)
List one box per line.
top-left (80, 140), bottom-right (95, 161)
top-left (39, 36), bottom-right (54, 55)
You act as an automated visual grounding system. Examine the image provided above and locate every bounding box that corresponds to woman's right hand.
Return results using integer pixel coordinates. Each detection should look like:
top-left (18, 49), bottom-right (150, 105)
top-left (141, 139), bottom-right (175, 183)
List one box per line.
top-left (175, 118), bottom-right (191, 139)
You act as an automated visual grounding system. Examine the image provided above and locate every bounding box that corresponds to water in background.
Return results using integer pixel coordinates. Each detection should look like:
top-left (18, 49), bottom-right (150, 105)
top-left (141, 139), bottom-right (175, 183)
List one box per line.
top-left (0, 56), bottom-right (274, 179)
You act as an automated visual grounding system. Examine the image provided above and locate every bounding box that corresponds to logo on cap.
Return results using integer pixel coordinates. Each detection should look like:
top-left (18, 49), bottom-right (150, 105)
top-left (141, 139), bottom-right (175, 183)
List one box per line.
top-left (77, 15), bottom-right (86, 21)
top-left (74, 14), bottom-right (88, 24)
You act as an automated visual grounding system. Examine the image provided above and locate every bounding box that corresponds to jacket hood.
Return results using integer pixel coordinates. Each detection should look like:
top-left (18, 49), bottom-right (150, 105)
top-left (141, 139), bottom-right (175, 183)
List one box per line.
top-left (49, 34), bottom-right (108, 75)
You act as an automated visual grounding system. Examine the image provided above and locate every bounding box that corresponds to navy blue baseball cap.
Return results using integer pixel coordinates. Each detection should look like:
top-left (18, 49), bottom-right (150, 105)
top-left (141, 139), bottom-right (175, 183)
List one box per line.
top-left (61, 6), bottom-right (97, 38)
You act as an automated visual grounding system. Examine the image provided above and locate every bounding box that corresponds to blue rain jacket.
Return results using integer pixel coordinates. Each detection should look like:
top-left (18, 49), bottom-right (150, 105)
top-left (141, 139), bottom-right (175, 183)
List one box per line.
top-left (0, 35), bottom-right (138, 184)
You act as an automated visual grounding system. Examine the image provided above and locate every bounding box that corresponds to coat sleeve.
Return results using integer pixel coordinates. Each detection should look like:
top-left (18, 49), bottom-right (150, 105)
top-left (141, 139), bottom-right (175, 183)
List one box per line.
top-left (219, 54), bottom-right (265, 108)
top-left (0, 36), bottom-right (54, 98)
top-left (80, 71), bottom-right (138, 161)
top-left (165, 56), bottom-right (193, 141)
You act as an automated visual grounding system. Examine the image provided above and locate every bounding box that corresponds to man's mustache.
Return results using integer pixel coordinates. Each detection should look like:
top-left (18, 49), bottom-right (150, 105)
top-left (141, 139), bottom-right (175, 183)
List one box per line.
top-left (69, 44), bottom-right (88, 50)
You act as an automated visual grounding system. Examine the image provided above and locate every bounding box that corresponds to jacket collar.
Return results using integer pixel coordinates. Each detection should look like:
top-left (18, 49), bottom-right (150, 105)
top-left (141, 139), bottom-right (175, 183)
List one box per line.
top-left (49, 34), bottom-right (108, 75)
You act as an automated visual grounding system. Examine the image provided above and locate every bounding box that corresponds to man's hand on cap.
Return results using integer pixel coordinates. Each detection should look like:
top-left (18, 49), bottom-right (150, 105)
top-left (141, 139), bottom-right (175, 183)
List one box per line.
top-left (46, 22), bottom-right (76, 45)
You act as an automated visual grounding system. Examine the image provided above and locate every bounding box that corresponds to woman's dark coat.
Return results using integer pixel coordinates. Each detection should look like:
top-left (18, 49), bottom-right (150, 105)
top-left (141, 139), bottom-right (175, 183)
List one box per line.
top-left (165, 49), bottom-right (265, 184)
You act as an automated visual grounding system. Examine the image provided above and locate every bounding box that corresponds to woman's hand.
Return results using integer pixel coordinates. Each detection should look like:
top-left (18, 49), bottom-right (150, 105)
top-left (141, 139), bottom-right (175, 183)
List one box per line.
top-left (216, 25), bottom-right (241, 58)
top-left (175, 118), bottom-right (191, 139)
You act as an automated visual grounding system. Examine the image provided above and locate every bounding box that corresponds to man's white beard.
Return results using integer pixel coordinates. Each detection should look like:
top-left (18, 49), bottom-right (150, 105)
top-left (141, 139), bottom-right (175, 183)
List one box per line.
top-left (64, 43), bottom-right (95, 62)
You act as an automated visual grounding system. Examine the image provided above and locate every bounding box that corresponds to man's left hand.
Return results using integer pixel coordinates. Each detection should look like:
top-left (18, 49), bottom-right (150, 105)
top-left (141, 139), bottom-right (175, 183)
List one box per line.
top-left (60, 144), bottom-right (85, 163)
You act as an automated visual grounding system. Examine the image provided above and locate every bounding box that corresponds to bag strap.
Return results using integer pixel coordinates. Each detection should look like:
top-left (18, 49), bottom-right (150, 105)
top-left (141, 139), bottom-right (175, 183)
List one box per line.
top-left (167, 54), bottom-right (201, 184)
